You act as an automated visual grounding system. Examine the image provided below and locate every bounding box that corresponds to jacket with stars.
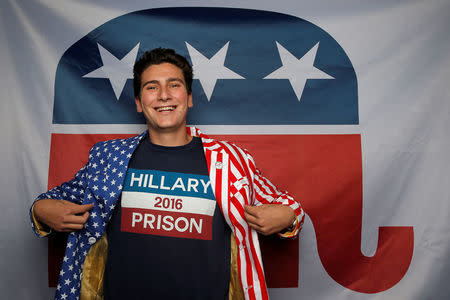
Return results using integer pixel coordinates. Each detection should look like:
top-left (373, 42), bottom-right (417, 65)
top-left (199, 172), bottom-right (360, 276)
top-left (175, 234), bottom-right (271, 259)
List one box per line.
top-left (31, 127), bottom-right (304, 300)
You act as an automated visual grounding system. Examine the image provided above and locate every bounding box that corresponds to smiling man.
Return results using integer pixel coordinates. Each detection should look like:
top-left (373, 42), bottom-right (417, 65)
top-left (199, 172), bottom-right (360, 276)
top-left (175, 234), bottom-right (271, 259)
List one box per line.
top-left (31, 48), bottom-right (304, 300)
top-left (135, 60), bottom-right (193, 146)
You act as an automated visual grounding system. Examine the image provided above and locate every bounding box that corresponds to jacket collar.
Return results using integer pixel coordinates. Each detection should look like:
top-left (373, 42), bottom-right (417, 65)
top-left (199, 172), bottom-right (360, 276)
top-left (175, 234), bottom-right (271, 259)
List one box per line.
top-left (136, 126), bottom-right (224, 153)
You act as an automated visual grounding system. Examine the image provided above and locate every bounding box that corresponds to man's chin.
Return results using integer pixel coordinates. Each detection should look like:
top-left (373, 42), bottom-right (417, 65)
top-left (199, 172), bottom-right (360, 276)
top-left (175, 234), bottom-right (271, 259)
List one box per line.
top-left (147, 122), bottom-right (186, 133)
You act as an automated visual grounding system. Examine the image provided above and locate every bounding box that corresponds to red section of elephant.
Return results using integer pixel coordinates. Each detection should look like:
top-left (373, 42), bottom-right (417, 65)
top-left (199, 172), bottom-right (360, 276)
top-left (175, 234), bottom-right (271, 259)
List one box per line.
top-left (221, 134), bottom-right (413, 293)
top-left (46, 133), bottom-right (413, 293)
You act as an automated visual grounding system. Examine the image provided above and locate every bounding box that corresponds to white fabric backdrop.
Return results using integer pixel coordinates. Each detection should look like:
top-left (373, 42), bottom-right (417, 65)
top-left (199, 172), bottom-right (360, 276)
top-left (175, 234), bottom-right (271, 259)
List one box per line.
top-left (1, 0), bottom-right (449, 299)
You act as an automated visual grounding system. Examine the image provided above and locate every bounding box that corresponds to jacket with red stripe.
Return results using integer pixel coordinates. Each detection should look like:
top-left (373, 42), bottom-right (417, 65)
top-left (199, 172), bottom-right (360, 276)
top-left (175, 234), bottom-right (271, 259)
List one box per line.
top-left (31, 127), bottom-right (304, 300)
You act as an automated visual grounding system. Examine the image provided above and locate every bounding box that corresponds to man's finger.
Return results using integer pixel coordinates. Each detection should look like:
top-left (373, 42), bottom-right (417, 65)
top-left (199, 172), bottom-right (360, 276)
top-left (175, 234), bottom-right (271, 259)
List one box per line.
top-left (61, 223), bottom-right (85, 231)
top-left (244, 205), bottom-right (261, 217)
top-left (247, 222), bottom-right (263, 232)
top-left (69, 203), bottom-right (94, 214)
top-left (63, 213), bottom-right (90, 225)
top-left (248, 222), bottom-right (273, 236)
top-left (244, 211), bottom-right (263, 227)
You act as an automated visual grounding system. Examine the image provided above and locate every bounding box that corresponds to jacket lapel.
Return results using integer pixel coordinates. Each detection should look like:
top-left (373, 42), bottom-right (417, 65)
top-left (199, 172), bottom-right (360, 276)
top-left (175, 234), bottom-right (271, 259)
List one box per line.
top-left (203, 142), bottom-right (233, 230)
top-left (85, 131), bottom-right (147, 237)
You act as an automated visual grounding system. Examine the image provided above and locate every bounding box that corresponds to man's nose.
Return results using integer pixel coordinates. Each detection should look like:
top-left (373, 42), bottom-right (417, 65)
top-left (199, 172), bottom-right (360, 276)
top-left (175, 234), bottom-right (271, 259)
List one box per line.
top-left (159, 85), bottom-right (169, 101)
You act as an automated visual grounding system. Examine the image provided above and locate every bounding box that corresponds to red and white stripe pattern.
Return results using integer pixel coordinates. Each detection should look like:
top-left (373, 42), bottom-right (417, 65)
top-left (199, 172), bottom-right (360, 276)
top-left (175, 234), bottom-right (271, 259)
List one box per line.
top-left (190, 127), bottom-right (305, 300)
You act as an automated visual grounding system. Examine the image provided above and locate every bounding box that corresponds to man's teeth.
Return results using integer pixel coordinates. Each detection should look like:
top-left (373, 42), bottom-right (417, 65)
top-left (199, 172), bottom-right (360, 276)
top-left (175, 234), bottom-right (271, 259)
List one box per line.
top-left (156, 106), bottom-right (175, 112)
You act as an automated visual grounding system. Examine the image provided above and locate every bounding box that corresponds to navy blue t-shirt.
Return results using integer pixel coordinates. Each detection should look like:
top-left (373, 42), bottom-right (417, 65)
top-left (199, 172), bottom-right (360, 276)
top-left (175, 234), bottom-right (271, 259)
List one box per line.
top-left (104, 136), bottom-right (231, 300)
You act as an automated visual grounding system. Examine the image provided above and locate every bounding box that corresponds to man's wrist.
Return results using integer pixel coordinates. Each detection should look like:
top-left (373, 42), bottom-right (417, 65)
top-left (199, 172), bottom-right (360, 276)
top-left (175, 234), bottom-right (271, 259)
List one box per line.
top-left (286, 217), bottom-right (297, 231)
top-left (31, 203), bottom-right (51, 236)
top-left (283, 216), bottom-right (297, 231)
top-left (278, 211), bottom-right (299, 238)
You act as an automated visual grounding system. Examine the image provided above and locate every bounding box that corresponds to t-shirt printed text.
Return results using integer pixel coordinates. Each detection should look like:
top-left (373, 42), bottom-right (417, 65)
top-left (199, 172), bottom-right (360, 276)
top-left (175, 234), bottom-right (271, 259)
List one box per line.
top-left (121, 169), bottom-right (216, 240)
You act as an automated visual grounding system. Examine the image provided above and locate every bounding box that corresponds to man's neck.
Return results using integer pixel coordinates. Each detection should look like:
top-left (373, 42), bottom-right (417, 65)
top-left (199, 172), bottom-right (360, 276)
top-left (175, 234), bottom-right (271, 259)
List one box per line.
top-left (147, 127), bottom-right (192, 147)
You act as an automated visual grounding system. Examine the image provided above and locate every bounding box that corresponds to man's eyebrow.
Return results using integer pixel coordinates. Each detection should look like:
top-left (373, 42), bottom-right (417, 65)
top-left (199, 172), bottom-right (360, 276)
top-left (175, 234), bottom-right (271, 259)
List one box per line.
top-left (167, 78), bottom-right (185, 84)
top-left (142, 80), bottom-right (159, 87)
top-left (142, 78), bottom-right (184, 87)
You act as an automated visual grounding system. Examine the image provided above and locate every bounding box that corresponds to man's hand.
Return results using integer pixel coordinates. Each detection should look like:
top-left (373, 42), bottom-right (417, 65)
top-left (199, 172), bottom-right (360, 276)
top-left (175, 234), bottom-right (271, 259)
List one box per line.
top-left (33, 199), bottom-right (93, 232)
top-left (244, 204), bottom-right (296, 236)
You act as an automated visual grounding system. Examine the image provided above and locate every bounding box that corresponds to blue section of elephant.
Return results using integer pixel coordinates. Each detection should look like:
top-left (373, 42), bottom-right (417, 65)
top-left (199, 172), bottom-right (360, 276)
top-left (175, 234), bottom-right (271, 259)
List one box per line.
top-left (53, 7), bottom-right (358, 125)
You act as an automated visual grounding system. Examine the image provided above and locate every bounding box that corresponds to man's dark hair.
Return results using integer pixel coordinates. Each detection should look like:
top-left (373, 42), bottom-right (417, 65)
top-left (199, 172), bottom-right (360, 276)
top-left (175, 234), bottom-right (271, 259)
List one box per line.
top-left (133, 48), bottom-right (193, 99)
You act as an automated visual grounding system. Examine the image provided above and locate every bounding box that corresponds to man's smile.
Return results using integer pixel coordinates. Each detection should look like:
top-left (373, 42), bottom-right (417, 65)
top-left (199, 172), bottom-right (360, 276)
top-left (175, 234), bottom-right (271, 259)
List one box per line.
top-left (155, 105), bottom-right (177, 112)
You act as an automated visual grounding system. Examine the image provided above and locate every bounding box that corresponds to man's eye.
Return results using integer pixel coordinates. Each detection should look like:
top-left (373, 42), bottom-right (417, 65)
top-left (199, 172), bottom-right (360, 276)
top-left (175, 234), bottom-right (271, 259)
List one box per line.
top-left (170, 83), bottom-right (181, 88)
top-left (146, 86), bottom-right (157, 90)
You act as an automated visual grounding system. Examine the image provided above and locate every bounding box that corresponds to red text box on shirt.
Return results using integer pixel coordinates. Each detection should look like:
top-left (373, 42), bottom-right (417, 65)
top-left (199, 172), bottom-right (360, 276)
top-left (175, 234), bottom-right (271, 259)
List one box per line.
top-left (121, 191), bottom-right (216, 240)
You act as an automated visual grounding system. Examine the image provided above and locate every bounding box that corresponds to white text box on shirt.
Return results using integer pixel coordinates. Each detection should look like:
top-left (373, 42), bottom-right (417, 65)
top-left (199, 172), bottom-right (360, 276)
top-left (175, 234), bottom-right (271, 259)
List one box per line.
top-left (121, 191), bottom-right (216, 216)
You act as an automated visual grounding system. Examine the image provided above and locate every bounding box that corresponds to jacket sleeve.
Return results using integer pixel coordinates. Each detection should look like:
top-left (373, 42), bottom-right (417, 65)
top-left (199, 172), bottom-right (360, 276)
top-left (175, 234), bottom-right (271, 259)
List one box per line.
top-left (246, 151), bottom-right (305, 238)
top-left (30, 150), bottom-right (92, 237)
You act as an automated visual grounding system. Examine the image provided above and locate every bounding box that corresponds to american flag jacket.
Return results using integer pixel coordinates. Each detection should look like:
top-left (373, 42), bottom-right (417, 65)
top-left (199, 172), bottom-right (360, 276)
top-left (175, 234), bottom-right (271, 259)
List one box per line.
top-left (31, 127), bottom-right (304, 300)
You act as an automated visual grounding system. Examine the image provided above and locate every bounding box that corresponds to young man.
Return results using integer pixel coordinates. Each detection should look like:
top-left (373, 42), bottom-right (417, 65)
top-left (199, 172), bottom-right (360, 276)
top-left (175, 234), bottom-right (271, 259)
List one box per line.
top-left (31, 48), bottom-right (304, 300)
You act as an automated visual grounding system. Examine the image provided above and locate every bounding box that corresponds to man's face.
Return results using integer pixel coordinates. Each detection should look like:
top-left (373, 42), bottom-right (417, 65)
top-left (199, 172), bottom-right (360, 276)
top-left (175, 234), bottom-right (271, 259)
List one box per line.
top-left (135, 62), bottom-right (193, 134)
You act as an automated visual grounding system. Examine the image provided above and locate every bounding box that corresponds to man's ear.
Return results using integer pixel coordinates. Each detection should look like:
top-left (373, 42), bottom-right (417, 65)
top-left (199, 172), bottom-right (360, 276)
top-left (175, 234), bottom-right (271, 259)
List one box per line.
top-left (135, 97), bottom-right (143, 113)
top-left (188, 93), bottom-right (193, 108)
